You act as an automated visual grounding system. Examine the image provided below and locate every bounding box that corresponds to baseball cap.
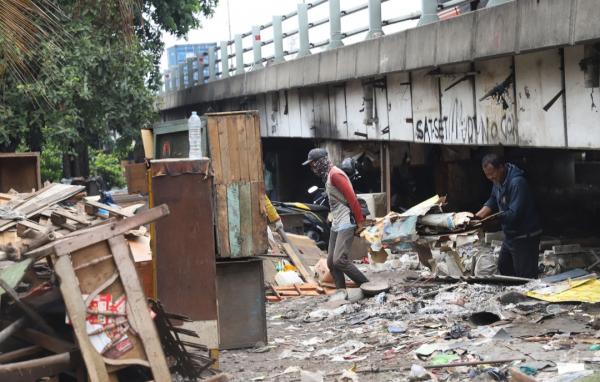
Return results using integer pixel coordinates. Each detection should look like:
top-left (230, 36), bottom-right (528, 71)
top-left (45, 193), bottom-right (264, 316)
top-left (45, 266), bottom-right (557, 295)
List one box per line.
top-left (302, 148), bottom-right (328, 166)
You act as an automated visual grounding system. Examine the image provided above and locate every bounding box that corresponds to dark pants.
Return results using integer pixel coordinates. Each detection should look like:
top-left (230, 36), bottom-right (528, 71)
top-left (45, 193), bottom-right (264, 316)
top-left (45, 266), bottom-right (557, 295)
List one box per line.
top-left (498, 236), bottom-right (540, 279)
top-left (327, 228), bottom-right (369, 289)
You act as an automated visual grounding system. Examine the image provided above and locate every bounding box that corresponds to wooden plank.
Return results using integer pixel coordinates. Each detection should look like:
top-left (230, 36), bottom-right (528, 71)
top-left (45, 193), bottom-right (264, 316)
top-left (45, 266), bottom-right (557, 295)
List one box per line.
top-left (239, 182), bottom-right (253, 256)
top-left (216, 117), bottom-right (231, 185)
top-left (207, 116), bottom-right (223, 184)
top-left (215, 185), bottom-right (230, 257)
top-left (84, 200), bottom-right (133, 219)
top-left (53, 254), bottom-right (110, 382)
top-left (237, 115), bottom-right (250, 182)
top-left (251, 182), bottom-right (268, 255)
top-left (244, 112), bottom-right (259, 183)
top-left (252, 113), bottom-right (264, 183)
top-left (108, 236), bottom-right (171, 382)
top-left (281, 243), bottom-right (316, 284)
top-left (226, 115), bottom-right (241, 183)
top-left (52, 208), bottom-right (90, 225)
top-left (227, 184), bottom-right (241, 257)
top-left (28, 205), bottom-right (169, 259)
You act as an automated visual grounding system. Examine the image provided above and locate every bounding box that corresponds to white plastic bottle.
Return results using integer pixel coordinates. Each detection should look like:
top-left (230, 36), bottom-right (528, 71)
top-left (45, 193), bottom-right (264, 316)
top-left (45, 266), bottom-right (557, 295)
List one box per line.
top-left (188, 111), bottom-right (203, 159)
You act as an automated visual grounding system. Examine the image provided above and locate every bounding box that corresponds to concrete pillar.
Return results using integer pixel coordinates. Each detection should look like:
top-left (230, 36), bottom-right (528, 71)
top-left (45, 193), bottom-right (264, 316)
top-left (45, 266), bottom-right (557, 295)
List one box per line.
top-left (273, 16), bottom-right (285, 64)
top-left (208, 46), bottom-right (216, 81)
top-left (197, 54), bottom-right (206, 84)
top-left (235, 34), bottom-right (244, 75)
top-left (164, 72), bottom-right (171, 92)
top-left (296, 3), bottom-right (311, 58)
top-left (170, 68), bottom-right (177, 91)
top-left (178, 63), bottom-right (185, 90)
top-left (365, 0), bottom-right (384, 39)
top-left (487, 0), bottom-right (512, 7)
top-left (220, 41), bottom-right (230, 78)
top-left (327, 0), bottom-right (344, 50)
top-left (252, 25), bottom-right (264, 68)
top-left (186, 57), bottom-right (195, 87)
top-left (418, 0), bottom-right (439, 26)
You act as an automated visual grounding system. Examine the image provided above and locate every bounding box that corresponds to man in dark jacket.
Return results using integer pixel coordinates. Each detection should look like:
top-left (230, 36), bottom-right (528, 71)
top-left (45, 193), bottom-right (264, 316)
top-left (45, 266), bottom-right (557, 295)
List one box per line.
top-left (475, 154), bottom-right (542, 278)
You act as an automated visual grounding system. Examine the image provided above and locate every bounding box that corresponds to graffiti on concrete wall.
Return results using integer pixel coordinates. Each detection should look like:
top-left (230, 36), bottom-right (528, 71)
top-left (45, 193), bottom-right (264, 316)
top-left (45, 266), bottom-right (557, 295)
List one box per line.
top-left (414, 98), bottom-right (517, 144)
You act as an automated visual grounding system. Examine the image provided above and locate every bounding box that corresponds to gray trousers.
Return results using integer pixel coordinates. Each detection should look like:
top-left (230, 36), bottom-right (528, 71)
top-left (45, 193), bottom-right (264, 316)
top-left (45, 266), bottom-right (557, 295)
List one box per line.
top-left (327, 227), bottom-right (369, 289)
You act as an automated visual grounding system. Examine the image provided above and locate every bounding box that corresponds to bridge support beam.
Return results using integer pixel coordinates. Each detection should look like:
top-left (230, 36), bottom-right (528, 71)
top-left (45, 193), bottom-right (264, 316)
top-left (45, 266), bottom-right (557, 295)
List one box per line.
top-left (327, 0), bottom-right (344, 49)
top-left (178, 63), bottom-right (185, 89)
top-left (170, 68), bottom-right (177, 91)
top-left (252, 25), bottom-right (264, 69)
top-left (418, 0), bottom-right (439, 26)
top-left (365, 0), bottom-right (384, 39)
top-left (297, 3), bottom-right (311, 58)
top-left (273, 16), bottom-right (285, 63)
top-left (186, 57), bottom-right (195, 87)
top-left (235, 34), bottom-right (244, 75)
top-left (164, 71), bottom-right (171, 92)
top-left (220, 41), bottom-right (230, 78)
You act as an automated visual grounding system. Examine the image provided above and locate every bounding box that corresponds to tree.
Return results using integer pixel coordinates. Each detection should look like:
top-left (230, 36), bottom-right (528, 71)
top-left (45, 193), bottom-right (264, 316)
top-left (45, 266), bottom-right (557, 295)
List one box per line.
top-left (0, 0), bottom-right (218, 179)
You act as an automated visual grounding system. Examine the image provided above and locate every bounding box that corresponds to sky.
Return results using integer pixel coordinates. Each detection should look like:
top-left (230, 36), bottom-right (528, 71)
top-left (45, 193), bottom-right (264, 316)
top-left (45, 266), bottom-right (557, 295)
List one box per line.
top-left (160, 0), bottom-right (422, 72)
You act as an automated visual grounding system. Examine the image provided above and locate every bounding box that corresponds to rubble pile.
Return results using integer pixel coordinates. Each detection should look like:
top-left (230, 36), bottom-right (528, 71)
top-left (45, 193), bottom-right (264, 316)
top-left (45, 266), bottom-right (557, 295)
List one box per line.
top-left (0, 184), bottom-right (225, 381)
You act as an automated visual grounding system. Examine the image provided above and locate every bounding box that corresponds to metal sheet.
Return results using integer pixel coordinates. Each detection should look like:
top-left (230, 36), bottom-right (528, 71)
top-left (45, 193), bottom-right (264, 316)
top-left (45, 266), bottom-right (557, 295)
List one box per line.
top-left (515, 49), bottom-right (566, 147)
top-left (152, 159), bottom-right (217, 321)
top-left (412, 69), bottom-right (442, 143)
top-left (372, 83), bottom-right (390, 141)
top-left (474, 57), bottom-right (518, 145)
top-left (564, 45), bottom-right (600, 148)
top-left (216, 257), bottom-right (267, 349)
top-left (329, 84), bottom-right (348, 139)
top-left (281, 89), bottom-right (302, 138)
top-left (440, 63), bottom-right (477, 145)
top-left (299, 87), bottom-right (316, 138)
top-left (313, 86), bottom-right (331, 138)
top-left (386, 72), bottom-right (413, 142)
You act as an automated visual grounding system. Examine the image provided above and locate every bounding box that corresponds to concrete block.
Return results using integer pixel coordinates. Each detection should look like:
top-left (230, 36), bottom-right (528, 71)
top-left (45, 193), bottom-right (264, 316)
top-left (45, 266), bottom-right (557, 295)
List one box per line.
top-left (573, 0), bottom-right (600, 44)
top-left (227, 74), bottom-right (244, 96)
top-left (301, 54), bottom-right (320, 86)
top-left (286, 59), bottom-right (304, 88)
top-left (484, 231), bottom-right (505, 244)
top-left (405, 23), bottom-right (438, 70)
top-left (245, 68), bottom-right (266, 95)
top-left (211, 78), bottom-right (227, 100)
top-left (474, 1), bottom-right (517, 59)
top-left (275, 61), bottom-right (291, 89)
top-left (436, 12), bottom-right (475, 65)
top-left (336, 44), bottom-right (358, 81)
top-left (379, 31), bottom-right (406, 74)
top-left (263, 65), bottom-right (278, 92)
top-left (355, 38), bottom-right (380, 78)
top-left (517, 0), bottom-right (572, 52)
top-left (318, 49), bottom-right (338, 84)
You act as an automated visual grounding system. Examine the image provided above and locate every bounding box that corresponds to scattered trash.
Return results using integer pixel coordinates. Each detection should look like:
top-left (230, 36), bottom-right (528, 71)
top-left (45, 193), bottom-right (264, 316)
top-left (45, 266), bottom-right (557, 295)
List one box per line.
top-left (409, 364), bottom-right (429, 380)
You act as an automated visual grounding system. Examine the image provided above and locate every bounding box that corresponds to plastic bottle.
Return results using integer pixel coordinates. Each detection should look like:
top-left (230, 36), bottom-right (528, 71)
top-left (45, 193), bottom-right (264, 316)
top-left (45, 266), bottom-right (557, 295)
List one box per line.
top-left (188, 111), bottom-right (202, 159)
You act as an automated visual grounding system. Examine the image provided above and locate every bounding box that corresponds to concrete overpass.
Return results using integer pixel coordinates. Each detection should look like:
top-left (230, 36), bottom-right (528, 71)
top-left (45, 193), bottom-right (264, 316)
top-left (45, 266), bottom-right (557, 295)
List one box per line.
top-left (158, 0), bottom-right (600, 150)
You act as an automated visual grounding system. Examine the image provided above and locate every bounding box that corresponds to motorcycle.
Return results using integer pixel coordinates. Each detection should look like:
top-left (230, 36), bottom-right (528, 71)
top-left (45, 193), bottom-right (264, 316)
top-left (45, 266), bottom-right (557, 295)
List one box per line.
top-left (273, 157), bottom-right (370, 250)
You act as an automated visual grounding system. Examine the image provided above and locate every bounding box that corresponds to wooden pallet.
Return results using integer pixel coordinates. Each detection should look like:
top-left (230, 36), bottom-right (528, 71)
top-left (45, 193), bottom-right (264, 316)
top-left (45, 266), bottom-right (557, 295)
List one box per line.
top-left (39, 205), bottom-right (171, 382)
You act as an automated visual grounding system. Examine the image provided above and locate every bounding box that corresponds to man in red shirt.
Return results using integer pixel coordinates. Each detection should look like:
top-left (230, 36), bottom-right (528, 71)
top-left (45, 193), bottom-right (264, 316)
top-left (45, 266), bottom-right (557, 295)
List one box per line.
top-left (303, 148), bottom-right (369, 300)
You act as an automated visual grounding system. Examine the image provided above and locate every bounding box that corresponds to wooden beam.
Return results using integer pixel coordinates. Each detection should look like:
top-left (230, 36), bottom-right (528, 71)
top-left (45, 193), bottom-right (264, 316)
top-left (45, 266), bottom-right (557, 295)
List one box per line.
top-left (0, 352), bottom-right (73, 382)
top-left (0, 345), bottom-right (42, 364)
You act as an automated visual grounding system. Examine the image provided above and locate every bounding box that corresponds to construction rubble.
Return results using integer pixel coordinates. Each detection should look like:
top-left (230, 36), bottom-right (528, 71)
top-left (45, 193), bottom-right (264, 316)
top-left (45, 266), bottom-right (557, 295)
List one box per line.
top-left (0, 184), bottom-right (226, 381)
top-left (227, 195), bottom-right (600, 382)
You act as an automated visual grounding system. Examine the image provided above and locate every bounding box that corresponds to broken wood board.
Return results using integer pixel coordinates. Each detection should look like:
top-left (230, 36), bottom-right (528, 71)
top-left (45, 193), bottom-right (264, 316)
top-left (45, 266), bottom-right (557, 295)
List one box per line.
top-left (281, 243), bottom-right (316, 284)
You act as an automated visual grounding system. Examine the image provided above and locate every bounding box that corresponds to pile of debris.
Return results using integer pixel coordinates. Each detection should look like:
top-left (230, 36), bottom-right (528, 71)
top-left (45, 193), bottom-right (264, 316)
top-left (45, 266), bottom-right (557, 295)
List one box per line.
top-left (0, 184), bottom-right (226, 381)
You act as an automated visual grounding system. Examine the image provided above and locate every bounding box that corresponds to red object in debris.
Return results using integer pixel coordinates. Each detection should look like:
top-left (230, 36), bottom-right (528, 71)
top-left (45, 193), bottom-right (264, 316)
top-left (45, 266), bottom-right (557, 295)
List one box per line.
top-left (383, 348), bottom-right (396, 360)
top-left (361, 256), bottom-right (369, 264)
top-left (254, 34), bottom-right (261, 41)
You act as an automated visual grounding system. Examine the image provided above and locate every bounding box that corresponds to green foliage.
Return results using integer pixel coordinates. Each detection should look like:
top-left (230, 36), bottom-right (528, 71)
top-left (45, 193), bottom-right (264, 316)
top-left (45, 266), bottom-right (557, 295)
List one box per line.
top-left (40, 143), bottom-right (64, 182)
top-left (89, 150), bottom-right (126, 189)
top-left (0, 0), bottom-right (219, 177)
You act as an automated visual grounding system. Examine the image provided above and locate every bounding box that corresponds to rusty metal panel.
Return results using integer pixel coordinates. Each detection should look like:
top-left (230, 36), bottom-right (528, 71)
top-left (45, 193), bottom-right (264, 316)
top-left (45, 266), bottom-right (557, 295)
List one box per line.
top-left (387, 72), bottom-right (413, 142)
top-left (515, 49), bottom-right (566, 147)
top-left (440, 63), bottom-right (477, 145)
top-left (151, 159), bottom-right (217, 321)
top-left (216, 257), bottom-right (266, 349)
top-left (564, 45), bottom-right (600, 148)
top-left (412, 69), bottom-right (442, 144)
top-left (474, 57), bottom-right (518, 145)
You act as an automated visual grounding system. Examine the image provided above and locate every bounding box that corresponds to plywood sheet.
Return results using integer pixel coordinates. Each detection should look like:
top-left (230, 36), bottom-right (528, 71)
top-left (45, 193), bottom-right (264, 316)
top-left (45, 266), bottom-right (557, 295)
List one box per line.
top-left (227, 183), bottom-right (241, 257)
top-left (239, 182), bottom-right (253, 256)
top-left (474, 57), bottom-right (518, 145)
top-left (564, 45), bottom-right (600, 148)
top-left (515, 49), bottom-right (566, 147)
top-left (386, 72), bottom-right (413, 142)
top-left (440, 63), bottom-right (477, 144)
